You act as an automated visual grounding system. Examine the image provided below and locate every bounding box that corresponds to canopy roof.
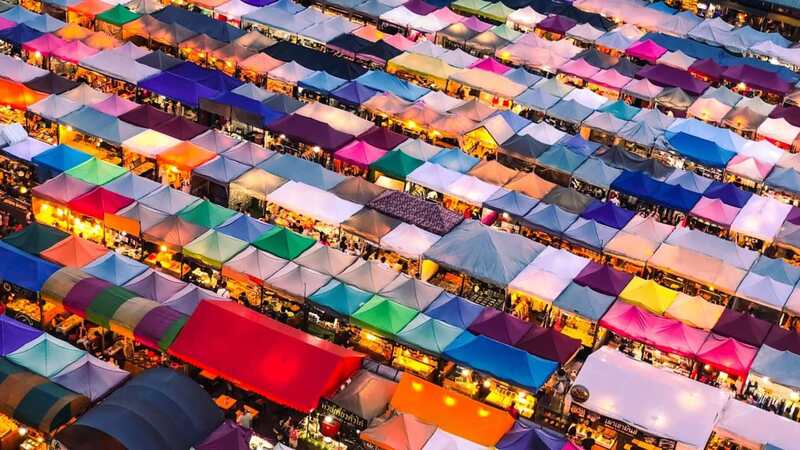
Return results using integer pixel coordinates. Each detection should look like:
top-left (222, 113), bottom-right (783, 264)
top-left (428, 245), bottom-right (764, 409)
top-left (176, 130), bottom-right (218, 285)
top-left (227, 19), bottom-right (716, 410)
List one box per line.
top-left (3, 223), bottom-right (68, 256)
top-left (40, 235), bottom-right (108, 268)
top-left (178, 199), bottom-right (237, 228)
top-left (369, 191), bottom-right (464, 235)
top-left (139, 185), bottom-right (199, 214)
top-left (7, 333), bottom-right (85, 378)
top-left (82, 252), bottom-right (147, 285)
top-left (253, 226), bottom-right (315, 260)
top-left (183, 230), bottom-right (248, 269)
top-left (309, 280), bottom-right (372, 316)
top-left (361, 413), bottom-right (436, 450)
top-left (267, 180), bottom-right (362, 225)
top-left (711, 308), bottom-right (771, 347)
top-left (553, 282), bottom-right (615, 321)
top-left (68, 187), bottom-right (133, 220)
top-left (142, 215), bottom-right (208, 250)
top-left (216, 214), bottom-right (272, 243)
top-left (0, 316), bottom-right (42, 356)
top-left (51, 354), bottom-right (129, 401)
top-left (331, 370), bottom-right (397, 422)
top-left (696, 334), bottom-right (757, 377)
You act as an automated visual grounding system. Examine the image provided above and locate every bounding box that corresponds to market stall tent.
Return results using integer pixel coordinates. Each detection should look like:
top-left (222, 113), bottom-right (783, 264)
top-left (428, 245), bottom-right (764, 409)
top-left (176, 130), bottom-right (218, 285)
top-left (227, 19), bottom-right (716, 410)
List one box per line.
top-left (0, 316), bottom-right (42, 356)
top-left (263, 262), bottom-right (331, 300)
top-left (338, 258), bottom-right (399, 293)
top-left (50, 354), bottom-right (129, 401)
top-left (252, 226), bottom-right (315, 260)
top-left (215, 214), bottom-right (272, 243)
top-left (2, 223), bottom-right (68, 256)
top-left (40, 235), bottom-right (108, 268)
top-left (7, 333), bottom-right (85, 377)
top-left (293, 243), bottom-right (357, 277)
top-left (169, 300), bottom-right (363, 412)
top-left (82, 252), bottom-right (148, 285)
top-left (309, 280), bottom-right (372, 315)
top-left (102, 172), bottom-right (161, 200)
top-left (715, 399), bottom-right (800, 450)
top-left (424, 292), bottom-right (485, 328)
top-left (360, 413), bottom-right (437, 450)
top-left (221, 246), bottom-right (288, 285)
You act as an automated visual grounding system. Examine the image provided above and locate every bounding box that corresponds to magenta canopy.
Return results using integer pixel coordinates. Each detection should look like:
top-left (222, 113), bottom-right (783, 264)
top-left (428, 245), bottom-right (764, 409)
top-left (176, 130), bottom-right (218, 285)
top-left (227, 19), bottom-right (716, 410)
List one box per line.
top-left (516, 327), bottom-right (581, 364)
top-left (22, 33), bottom-right (67, 57)
top-left (334, 140), bottom-right (387, 168)
top-left (696, 334), bottom-right (757, 376)
top-left (467, 308), bottom-right (533, 345)
top-left (690, 197), bottom-right (739, 226)
top-left (52, 40), bottom-right (98, 63)
top-left (573, 262), bottom-right (633, 296)
top-left (710, 308), bottom-right (772, 347)
top-left (559, 58), bottom-right (599, 79)
top-left (625, 40), bottom-right (667, 64)
top-left (470, 57), bottom-right (512, 75)
top-left (688, 58), bottom-right (725, 81)
top-left (590, 69), bottom-right (631, 90)
top-left (461, 16), bottom-right (492, 32)
top-left (722, 64), bottom-right (792, 96)
top-left (536, 15), bottom-right (577, 34)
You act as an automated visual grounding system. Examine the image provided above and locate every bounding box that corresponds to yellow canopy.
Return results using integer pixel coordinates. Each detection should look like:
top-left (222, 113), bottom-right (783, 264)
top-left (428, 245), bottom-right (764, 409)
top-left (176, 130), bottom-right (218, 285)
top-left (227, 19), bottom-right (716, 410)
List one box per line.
top-left (618, 276), bottom-right (678, 315)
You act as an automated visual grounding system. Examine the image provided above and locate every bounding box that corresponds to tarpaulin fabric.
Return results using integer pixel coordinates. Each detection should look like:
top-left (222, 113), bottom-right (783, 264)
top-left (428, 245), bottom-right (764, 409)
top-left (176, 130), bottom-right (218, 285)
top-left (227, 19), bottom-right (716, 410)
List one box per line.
top-left (263, 262), bottom-right (330, 301)
top-left (516, 327), bottom-right (581, 364)
top-left (50, 354), bottom-right (129, 401)
top-left (196, 420), bottom-right (252, 450)
top-left (468, 308), bottom-right (532, 345)
top-left (572, 261), bottom-right (633, 296)
top-left (82, 252), bottom-right (148, 285)
top-left (696, 334), bottom-right (757, 377)
top-left (553, 282), bottom-right (615, 322)
top-left (64, 157), bottom-right (127, 185)
top-left (123, 270), bottom-right (186, 302)
top-left (267, 114), bottom-right (354, 153)
top-left (495, 422), bottom-right (566, 450)
top-left (156, 141), bottom-right (216, 172)
top-left (182, 230), bottom-right (248, 269)
top-left (139, 185), bottom-right (200, 215)
top-left (142, 215), bottom-right (208, 250)
top-left (396, 314), bottom-right (463, 354)
top-left (424, 292), bottom-right (485, 329)
top-left (444, 333), bottom-right (557, 390)
top-left (329, 176), bottom-right (387, 205)
top-left (351, 295), bottom-right (418, 336)
top-left (0, 358), bottom-right (89, 432)
top-left (138, 72), bottom-right (221, 108)
top-left (309, 280), bottom-right (372, 316)
top-left (252, 226), bottom-right (315, 260)
top-left (67, 187), bottom-right (133, 220)
top-left (40, 236), bottom-right (108, 268)
top-left (102, 173), bottom-right (161, 201)
top-left (711, 309), bottom-right (772, 347)
top-left (178, 199), bottom-right (237, 229)
top-left (293, 243), bottom-right (357, 277)
top-left (161, 284), bottom-right (228, 317)
top-left (391, 374), bottom-right (514, 446)
top-left (0, 241), bottom-right (61, 292)
top-left (3, 223), bottom-right (68, 256)
top-left (7, 334), bottom-right (85, 378)
top-left (56, 367), bottom-right (223, 450)
top-left (170, 301), bottom-right (363, 412)
top-left (215, 214), bottom-right (272, 243)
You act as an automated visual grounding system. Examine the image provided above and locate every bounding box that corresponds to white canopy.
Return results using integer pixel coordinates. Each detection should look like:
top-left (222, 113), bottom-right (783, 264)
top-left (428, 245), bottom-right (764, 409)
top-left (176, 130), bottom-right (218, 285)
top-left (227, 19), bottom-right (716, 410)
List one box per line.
top-left (444, 175), bottom-right (501, 206)
top-left (296, 101), bottom-right (374, 136)
top-left (506, 6), bottom-right (545, 28)
top-left (80, 50), bottom-right (159, 84)
top-left (528, 246), bottom-right (590, 279)
top-left (268, 61), bottom-right (318, 83)
top-left (738, 139), bottom-right (783, 166)
top-left (440, 48), bottom-right (480, 68)
top-left (421, 429), bottom-right (488, 450)
top-left (380, 6), bottom-right (423, 27)
top-left (509, 265), bottom-right (572, 302)
top-left (419, 90), bottom-right (466, 113)
top-left (122, 129), bottom-right (181, 158)
top-left (566, 23), bottom-right (604, 43)
top-left (716, 400), bottom-right (800, 450)
top-left (519, 121), bottom-right (567, 144)
top-left (213, 0), bottom-right (259, 20)
top-left (656, 50), bottom-right (696, 70)
top-left (563, 88), bottom-right (608, 110)
top-left (757, 117), bottom-right (800, 147)
top-left (379, 223), bottom-right (441, 259)
top-left (730, 194), bottom-right (792, 242)
top-left (409, 40), bottom-right (448, 58)
top-left (408, 162), bottom-right (462, 193)
top-left (266, 180), bottom-right (362, 225)
top-left (570, 347), bottom-right (729, 449)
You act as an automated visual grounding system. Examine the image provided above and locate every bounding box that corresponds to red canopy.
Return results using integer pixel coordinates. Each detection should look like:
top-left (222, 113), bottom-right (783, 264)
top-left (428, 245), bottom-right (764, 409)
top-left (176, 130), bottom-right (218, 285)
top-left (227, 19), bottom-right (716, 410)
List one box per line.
top-left (169, 300), bottom-right (363, 412)
top-left (696, 334), bottom-right (757, 377)
top-left (67, 187), bottom-right (133, 220)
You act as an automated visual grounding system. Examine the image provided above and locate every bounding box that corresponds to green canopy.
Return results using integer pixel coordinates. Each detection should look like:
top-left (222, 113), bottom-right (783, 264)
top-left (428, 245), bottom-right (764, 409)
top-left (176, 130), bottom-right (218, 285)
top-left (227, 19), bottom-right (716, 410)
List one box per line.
top-left (252, 227), bottom-right (315, 260)
top-left (480, 2), bottom-right (513, 21)
top-left (452, 0), bottom-right (490, 15)
top-left (6, 334), bottom-right (86, 378)
top-left (351, 295), bottom-right (418, 337)
top-left (86, 285), bottom-right (138, 329)
top-left (309, 280), bottom-right (372, 316)
top-left (370, 151), bottom-right (424, 181)
top-left (3, 223), bottom-right (68, 255)
top-left (178, 199), bottom-right (237, 228)
top-left (64, 158), bottom-right (126, 185)
top-left (95, 4), bottom-right (140, 26)
top-left (182, 230), bottom-right (248, 269)
top-left (396, 314), bottom-right (463, 354)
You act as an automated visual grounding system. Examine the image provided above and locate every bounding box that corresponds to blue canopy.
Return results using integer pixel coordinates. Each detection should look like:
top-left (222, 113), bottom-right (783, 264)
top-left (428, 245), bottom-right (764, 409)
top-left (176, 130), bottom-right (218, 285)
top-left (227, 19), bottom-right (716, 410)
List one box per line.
top-left (516, 88), bottom-right (559, 111)
top-left (651, 183), bottom-right (701, 212)
top-left (647, 1), bottom-right (676, 14)
top-left (0, 241), bottom-right (59, 292)
top-left (153, 6), bottom-right (244, 42)
top-left (598, 100), bottom-right (640, 121)
top-left (23, 14), bottom-right (65, 33)
top-left (299, 71), bottom-right (346, 94)
top-left (444, 333), bottom-right (558, 390)
top-left (485, 189), bottom-right (538, 218)
top-left (215, 214), bottom-right (273, 243)
top-left (667, 132), bottom-right (735, 168)
top-left (397, 314), bottom-right (464, 355)
top-left (424, 292), bottom-right (485, 328)
top-left (429, 148), bottom-right (479, 173)
top-left (496, 422), bottom-right (566, 450)
top-left (703, 180), bottom-right (752, 207)
top-left (258, 153), bottom-right (345, 190)
top-left (356, 71), bottom-right (429, 101)
top-left (560, 135), bottom-right (602, 157)
top-left (60, 108), bottom-right (144, 146)
top-left (766, 167), bottom-right (800, 195)
top-left (424, 220), bottom-right (544, 286)
top-left (202, 91), bottom-right (284, 127)
top-left (495, 110), bottom-right (532, 133)
top-left (194, 156), bottom-right (250, 184)
top-left (749, 255), bottom-right (800, 286)
top-left (138, 72), bottom-right (220, 108)
top-left (0, 24), bottom-right (42, 46)
top-left (169, 63), bottom-right (243, 91)
top-left (564, 218), bottom-right (618, 251)
top-left (546, 99), bottom-right (592, 124)
top-left (330, 80), bottom-right (378, 106)
top-left (32, 144), bottom-right (91, 181)
top-left (553, 282), bottom-right (615, 321)
top-left (62, 367), bottom-right (223, 450)
top-left (580, 200), bottom-right (634, 229)
top-left (522, 203), bottom-right (577, 236)
top-left (309, 280), bottom-right (372, 316)
top-left (82, 252), bottom-right (148, 285)
top-left (536, 146), bottom-right (587, 174)
top-left (0, 6), bottom-right (39, 24)
top-left (572, 157), bottom-right (621, 189)
top-left (610, 170), bottom-right (661, 199)
top-left (750, 345), bottom-right (800, 390)
top-left (504, 68), bottom-right (542, 87)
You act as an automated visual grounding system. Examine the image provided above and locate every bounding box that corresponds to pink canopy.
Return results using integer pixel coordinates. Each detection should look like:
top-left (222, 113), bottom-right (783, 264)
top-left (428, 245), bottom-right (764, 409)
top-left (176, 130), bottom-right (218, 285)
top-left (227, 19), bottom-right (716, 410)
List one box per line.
top-left (725, 154), bottom-right (772, 182)
top-left (470, 57), bottom-right (512, 74)
top-left (558, 58), bottom-right (599, 79)
top-left (432, 7), bottom-right (465, 23)
top-left (600, 302), bottom-right (708, 358)
top-left (91, 95), bottom-right (138, 117)
top-left (696, 334), bottom-right (757, 376)
top-left (22, 34), bottom-right (67, 58)
top-left (52, 39), bottom-right (98, 63)
top-left (690, 197), bottom-right (740, 227)
top-left (462, 16), bottom-right (492, 32)
top-left (382, 34), bottom-right (416, 51)
top-left (334, 140), bottom-right (387, 168)
top-left (625, 39), bottom-right (667, 64)
top-left (0, 17), bottom-right (14, 32)
top-left (590, 69), bottom-right (632, 90)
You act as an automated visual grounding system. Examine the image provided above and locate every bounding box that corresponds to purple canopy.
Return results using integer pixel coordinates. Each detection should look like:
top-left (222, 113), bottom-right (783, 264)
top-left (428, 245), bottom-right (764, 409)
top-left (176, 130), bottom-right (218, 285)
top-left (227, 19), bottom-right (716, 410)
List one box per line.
top-left (64, 278), bottom-right (112, 316)
top-left (152, 116), bottom-right (209, 140)
top-left (124, 271), bottom-right (187, 302)
top-left (573, 262), bottom-right (633, 296)
top-left (196, 420), bottom-right (252, 450)
top-left (162, 284), bottom-right (229, 316)
top-left (688, 58), bottom-right (725, 81)
top-left (241, 0), bottom-right (275, 5)
top-left (267, 115), bottom-right (354, 152)
top-left (580, 200), bottom-right (635, 229)
top-left (637, 64), bottom-right (709, 96)
top-left (467, 308), bottom-right (533, 345)
top-left (516, 327), bottom-right (582, 364)
top-left (711, 309), bottom-right (772, 347)
top-left (785, 206), bottom-right (800, 226)
top-left (358, 126), bottom-right (408, 150)
top-left (722, 65), bottom-right (792, 96)
top-left (119, 104), bottom-right (173, 129)
top-left (536, 15), bottom-right (577, 34)
top-left (404, 0), bottom-right (438, 14)
top-left (51, 354), bottom-right (129, 401)
top-left (764, 327), bottom-right (800, 355)
top-left (0, 315), bottom-right (43, 356)
top-left (331, 81), bottom-right (379, 107)
top-left (769, 105), bottom-right (800, 128)
top-left (496, 422), bottom-right (567, 450)
top-left (133, 305), bottom-right (187, 350)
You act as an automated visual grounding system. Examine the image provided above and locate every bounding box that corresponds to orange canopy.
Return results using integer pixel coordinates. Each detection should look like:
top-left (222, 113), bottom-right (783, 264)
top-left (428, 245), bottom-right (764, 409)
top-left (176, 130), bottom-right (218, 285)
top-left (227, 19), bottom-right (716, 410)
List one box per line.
top-left (0, 78), bottom-right (46, 109)
top-left (56, 22), bottom-right (93, 41)
top-left (157, 141), bottom-right (216, 171)
top-left (390, 374), bottom-right (514, 446)
top-left (504, 172), bottom-right (556, 199)
top-left (240, 53), bottom-right (283, 73)
top-left (69, 0), bottom-right (113, 17)
top-left (188, 0), bottom-right (229, 8)
top-left (40, 235), bottom-right (108, 268)
top-left (83, 31), bottom-right (120, 50)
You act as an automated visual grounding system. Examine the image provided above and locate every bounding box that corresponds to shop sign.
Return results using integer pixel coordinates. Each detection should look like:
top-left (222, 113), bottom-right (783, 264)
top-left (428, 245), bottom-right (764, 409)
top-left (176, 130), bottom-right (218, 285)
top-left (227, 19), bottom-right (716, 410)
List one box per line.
top-left (569, 404), bottom-right (677, 450)
top-left (319, 399), bottom-right (369, 430)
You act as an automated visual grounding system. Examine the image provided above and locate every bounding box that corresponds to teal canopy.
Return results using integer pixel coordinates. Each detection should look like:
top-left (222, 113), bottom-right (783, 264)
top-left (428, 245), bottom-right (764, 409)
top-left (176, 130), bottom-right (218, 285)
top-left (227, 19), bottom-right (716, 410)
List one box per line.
top-left (309, 280), bottom-right (372, 316)
top-left (397, 314), bottom-right (464, 355)
top-left (6, 334), bottom-right (86, 378)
